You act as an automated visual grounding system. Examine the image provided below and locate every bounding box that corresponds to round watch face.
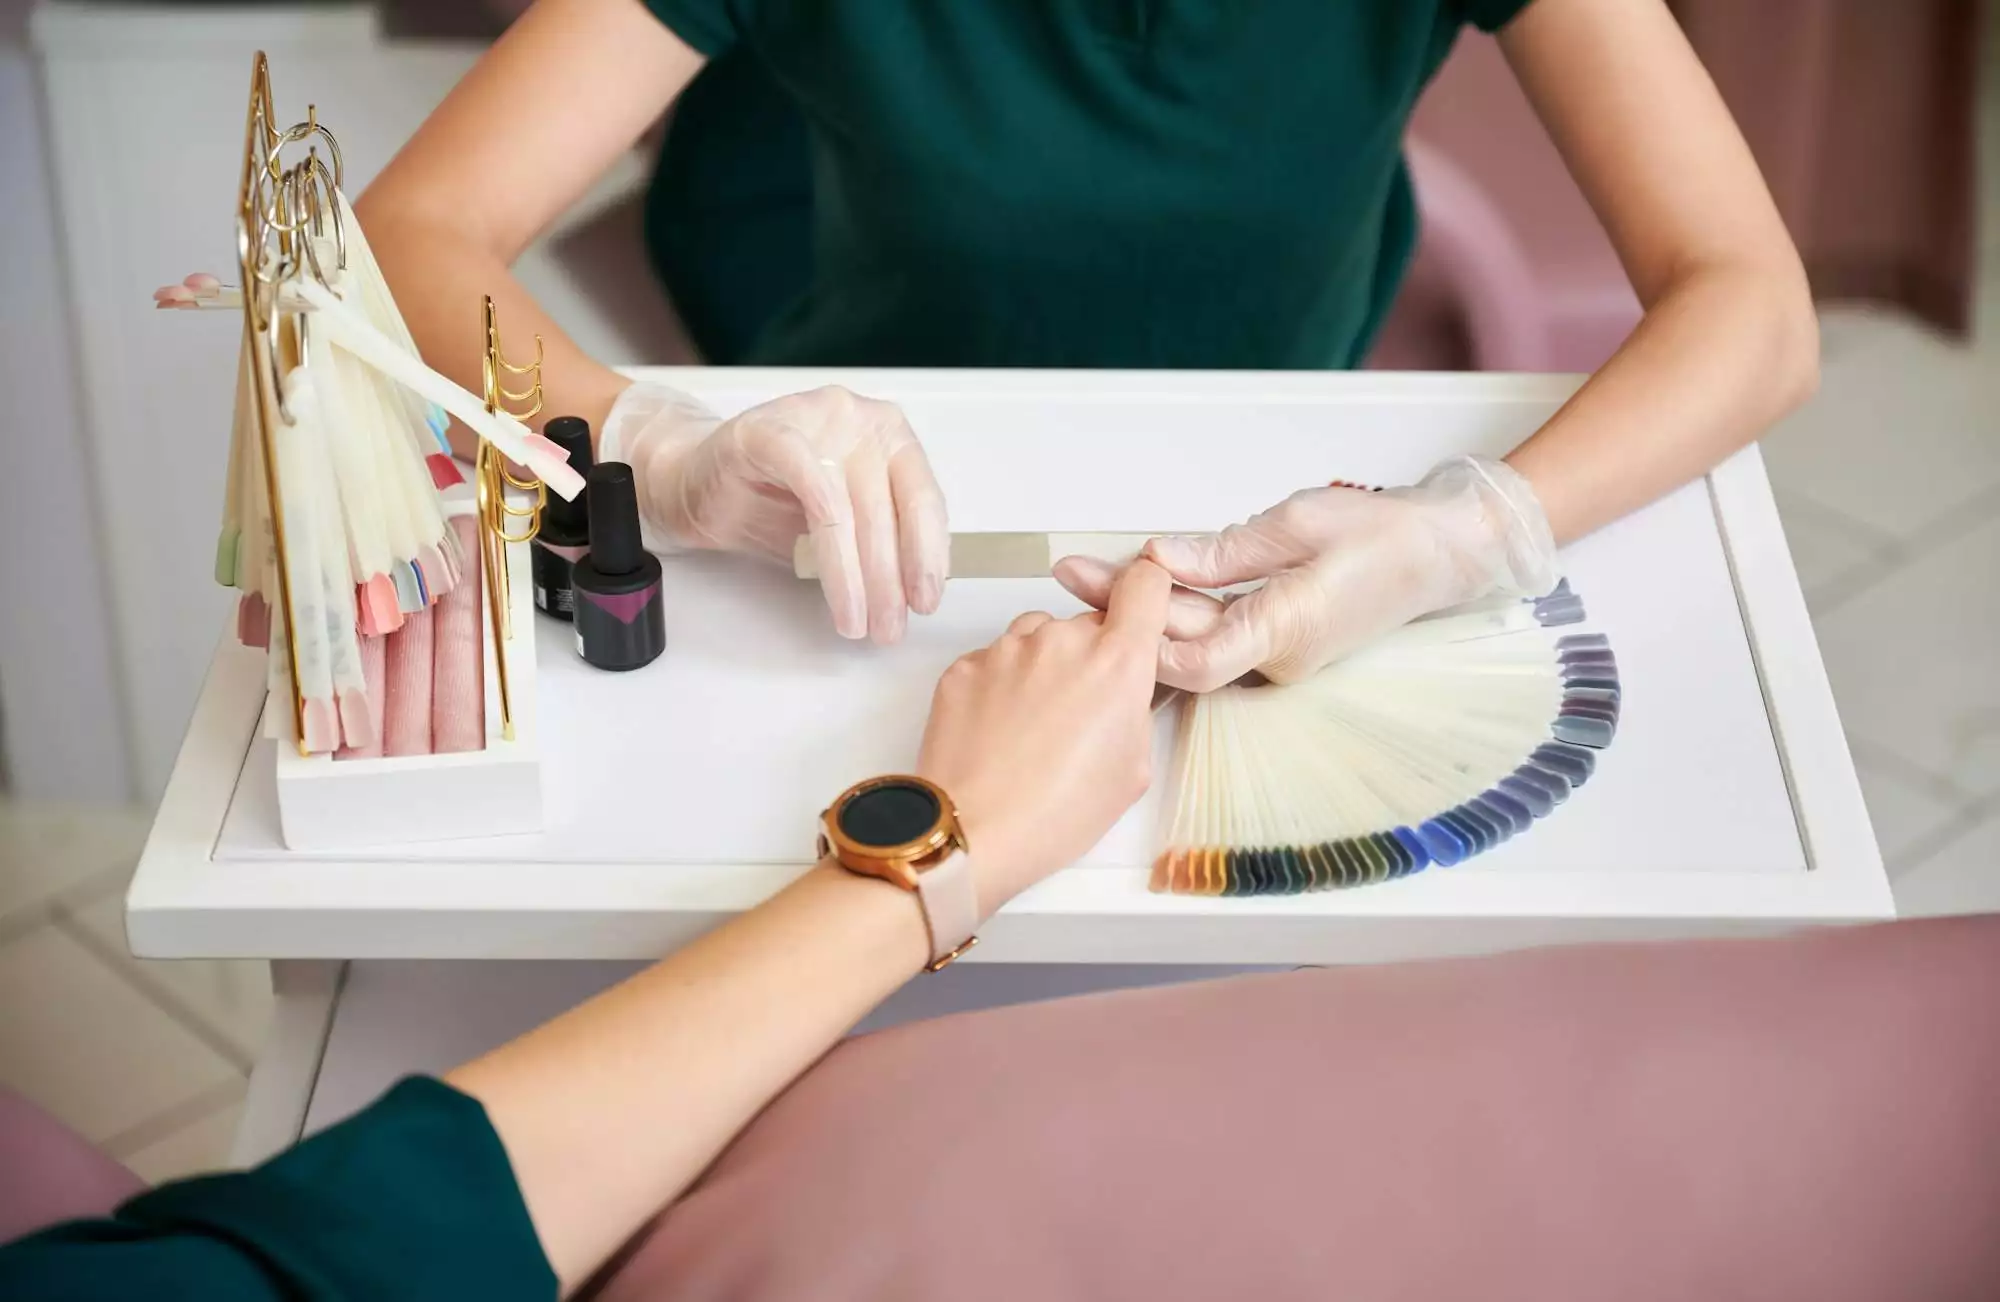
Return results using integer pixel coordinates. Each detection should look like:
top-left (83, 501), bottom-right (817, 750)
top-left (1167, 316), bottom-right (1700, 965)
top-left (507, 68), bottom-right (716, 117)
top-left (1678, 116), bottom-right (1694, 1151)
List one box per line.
top-left (838, 781), bottom-right (943, 849)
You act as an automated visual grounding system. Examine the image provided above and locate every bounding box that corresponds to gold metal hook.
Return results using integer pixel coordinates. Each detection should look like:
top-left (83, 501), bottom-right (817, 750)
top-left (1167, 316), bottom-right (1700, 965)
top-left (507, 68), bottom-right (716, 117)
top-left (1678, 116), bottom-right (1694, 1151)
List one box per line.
top-left (474, 296), bottom-right (549, 742)
top-left (230, 52), bottom-right (364, 754)
top-left (236, 51), bottom-right (306, 753)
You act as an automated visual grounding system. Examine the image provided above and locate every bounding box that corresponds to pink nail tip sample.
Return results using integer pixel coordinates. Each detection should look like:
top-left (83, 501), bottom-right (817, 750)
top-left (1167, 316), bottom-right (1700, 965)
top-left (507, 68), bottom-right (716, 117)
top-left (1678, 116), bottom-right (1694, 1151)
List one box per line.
top-left (417, 544), bottom-right (454, 600)
top-left (185, 273), bottom-right (221, 292)
top-left (302, 698), bottom-right (341, 754)
top-left (426, 453), bottom-right (465, 489)
top-left (337, 687), bottom-right (378, 752)
top-left (369, 574), bottom-right (405, 633)
top-left (237, 594), bottom-right (270, 648)
top-left (520, 435), bottom-right (587, 497)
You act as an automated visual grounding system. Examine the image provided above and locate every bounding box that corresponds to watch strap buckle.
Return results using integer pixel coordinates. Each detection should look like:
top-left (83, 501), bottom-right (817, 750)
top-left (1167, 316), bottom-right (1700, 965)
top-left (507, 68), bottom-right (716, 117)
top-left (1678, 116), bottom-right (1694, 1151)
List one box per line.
top-left (925, 933), bottom-right (979, 973)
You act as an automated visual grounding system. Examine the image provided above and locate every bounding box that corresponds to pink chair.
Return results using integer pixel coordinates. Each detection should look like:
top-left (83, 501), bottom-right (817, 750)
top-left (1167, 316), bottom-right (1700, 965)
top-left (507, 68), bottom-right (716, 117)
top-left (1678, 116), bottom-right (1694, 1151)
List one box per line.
top-left (1369, 34), bottom-right (1643, 374)
top-left (0, 1088), bottom-right (143, 1243)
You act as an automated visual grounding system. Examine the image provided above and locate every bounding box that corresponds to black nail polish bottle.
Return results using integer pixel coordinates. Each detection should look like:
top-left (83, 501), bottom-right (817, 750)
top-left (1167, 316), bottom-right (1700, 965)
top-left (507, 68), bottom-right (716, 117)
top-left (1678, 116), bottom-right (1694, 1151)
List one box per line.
top-left (531, 416), bottom-right (594, 621)
top-left (571, 462), bottom-right (665, 671)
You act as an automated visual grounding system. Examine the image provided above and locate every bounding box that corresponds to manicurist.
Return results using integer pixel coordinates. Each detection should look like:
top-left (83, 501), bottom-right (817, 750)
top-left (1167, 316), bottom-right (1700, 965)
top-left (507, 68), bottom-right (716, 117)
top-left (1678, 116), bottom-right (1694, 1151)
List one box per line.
top-left (356, 0), bottom-right (1816, 687)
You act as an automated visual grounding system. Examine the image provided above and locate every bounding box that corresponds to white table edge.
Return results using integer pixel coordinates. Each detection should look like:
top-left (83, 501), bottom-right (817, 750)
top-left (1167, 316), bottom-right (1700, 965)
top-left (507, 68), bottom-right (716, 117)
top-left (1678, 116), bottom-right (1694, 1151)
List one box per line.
top-left (125, 635), bottom-right (1892, 961)
top-left (124, 372), bottom-right (1894, 961)
top-left (1704, 446), bottom-right (1892, 917)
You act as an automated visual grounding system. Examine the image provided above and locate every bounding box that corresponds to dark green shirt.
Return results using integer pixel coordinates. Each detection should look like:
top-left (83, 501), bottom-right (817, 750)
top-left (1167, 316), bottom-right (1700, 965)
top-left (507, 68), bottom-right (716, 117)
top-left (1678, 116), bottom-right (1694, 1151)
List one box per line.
top-left (0, 1077), bottom-right (555, 1300)
top-left (644, 0), bottom-right (1534, 369)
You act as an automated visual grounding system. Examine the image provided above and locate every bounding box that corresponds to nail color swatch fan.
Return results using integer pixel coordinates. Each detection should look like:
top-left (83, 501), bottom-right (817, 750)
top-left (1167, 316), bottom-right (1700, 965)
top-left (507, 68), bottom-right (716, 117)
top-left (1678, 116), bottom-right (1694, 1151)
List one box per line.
top-left (1153, 581), bottom-right (1618, 894)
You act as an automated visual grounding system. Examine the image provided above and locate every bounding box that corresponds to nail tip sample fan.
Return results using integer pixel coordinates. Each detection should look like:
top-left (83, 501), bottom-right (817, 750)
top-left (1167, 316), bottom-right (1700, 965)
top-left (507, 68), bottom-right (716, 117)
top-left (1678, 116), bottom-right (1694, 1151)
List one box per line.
top-left (1152, 580), bottom-right (1620, 896)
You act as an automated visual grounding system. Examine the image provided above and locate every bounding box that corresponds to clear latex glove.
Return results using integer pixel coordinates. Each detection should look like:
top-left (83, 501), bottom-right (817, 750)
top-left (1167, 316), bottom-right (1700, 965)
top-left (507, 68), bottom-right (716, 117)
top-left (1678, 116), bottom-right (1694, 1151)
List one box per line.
top-left (1052, 455), bottom-right (1559, 692)
top-left (600, 382), bottom-right (949, 643)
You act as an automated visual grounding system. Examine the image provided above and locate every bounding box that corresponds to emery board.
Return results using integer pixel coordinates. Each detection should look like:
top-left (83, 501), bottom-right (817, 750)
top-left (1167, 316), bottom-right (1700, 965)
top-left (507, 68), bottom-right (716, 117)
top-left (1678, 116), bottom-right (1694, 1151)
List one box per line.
top-left (792, 532), bottom-right (1161, 580)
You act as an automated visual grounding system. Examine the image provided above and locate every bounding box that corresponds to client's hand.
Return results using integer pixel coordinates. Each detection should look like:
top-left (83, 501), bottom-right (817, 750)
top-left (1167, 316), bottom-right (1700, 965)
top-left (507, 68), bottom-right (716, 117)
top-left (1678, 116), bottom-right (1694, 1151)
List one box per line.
top-left (918, 560), bottom-right (1174, 911)
top-left (1054, 456), bottom-right (1560, 692)
top-left (601, 381), bottom-right (949, 645)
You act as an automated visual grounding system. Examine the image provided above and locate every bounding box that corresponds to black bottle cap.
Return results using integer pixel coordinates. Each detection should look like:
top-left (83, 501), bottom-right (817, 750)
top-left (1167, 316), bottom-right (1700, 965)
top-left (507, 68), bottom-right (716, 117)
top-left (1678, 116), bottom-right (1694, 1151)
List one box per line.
top-left (587, 462), bottom-right (645, 577)
top-left (541, 417), bottom-right (594, 536)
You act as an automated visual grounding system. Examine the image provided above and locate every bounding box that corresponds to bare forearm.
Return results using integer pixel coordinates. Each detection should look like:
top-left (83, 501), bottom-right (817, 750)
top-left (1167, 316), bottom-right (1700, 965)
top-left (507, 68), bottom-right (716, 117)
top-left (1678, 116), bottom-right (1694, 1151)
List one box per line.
top-left (445, 863), bottom-right (929, 1295)
top-left (1506, 262), bottom-right (1818, 542)
top-left (344, 0), bottom-right (702, 461)
top-left (1495, 0), bottom-right (1819, 544)
top-left (353, 203), bottom-right (632, 459)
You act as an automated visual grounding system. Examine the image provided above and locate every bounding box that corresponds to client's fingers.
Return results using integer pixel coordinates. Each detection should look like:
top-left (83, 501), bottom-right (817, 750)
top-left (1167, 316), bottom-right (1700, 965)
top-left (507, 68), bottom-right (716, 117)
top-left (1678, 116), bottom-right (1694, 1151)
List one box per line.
top-left (1050, 554), bottom-right (1114, 607)
top-left (1054, 555), bottom-right (1228, 642)
top-left (1102, 559), bottom-right (1174, 646)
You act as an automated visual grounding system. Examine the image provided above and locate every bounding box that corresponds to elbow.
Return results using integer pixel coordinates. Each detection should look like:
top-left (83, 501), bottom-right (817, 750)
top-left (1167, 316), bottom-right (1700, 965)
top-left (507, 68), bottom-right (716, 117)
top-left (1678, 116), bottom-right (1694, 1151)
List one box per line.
top-left (1727, 238), bottom-right (1820, 420)
top-left (352, 179), bottom-right (434, 252)
top-left (352, 171), bottom-right (485, 262)
top-left (1659, 249), bottom-right (1821, 423)
top-left (1766, 269), bottom-right (1821, 419)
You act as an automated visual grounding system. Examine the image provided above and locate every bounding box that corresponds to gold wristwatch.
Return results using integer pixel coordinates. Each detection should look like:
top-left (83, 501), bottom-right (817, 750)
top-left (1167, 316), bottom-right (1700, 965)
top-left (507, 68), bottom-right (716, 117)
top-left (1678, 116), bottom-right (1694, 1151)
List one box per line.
top-left (819, 775), bottom-right (980, 971)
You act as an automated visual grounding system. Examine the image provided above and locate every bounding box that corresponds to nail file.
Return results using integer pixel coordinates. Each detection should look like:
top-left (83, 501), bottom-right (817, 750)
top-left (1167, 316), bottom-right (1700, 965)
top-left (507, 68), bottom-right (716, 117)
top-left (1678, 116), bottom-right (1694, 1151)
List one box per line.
top-left (1152, 579), bottom-right (1620, 896)
top-left (791, 532), bottom-right (1163, 580)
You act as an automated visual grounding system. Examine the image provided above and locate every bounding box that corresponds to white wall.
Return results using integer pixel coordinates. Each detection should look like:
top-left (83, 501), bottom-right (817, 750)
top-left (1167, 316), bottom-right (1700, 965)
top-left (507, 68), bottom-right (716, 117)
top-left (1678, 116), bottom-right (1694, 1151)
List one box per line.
top-left (0, 2), bottom-right (131, 802)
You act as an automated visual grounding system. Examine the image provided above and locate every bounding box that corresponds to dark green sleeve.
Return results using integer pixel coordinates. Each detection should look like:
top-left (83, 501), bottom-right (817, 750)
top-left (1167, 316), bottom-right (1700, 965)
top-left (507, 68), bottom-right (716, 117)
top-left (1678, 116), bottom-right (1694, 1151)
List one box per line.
top-left (1460, 0), bottom-right (1537, 33)
top-left (0, 1077), bottom-right (555, 1302)
top-left (643, 0), bottom-right (752, 57)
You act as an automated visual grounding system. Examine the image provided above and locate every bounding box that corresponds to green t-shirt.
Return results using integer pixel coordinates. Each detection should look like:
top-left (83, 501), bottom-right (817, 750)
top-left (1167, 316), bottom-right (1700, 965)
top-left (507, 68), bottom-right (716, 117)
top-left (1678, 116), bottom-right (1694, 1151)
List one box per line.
top-left (644, 0), bottom-right (1535, 369)
top-left (0, 1077), bottom-right (555, 1300)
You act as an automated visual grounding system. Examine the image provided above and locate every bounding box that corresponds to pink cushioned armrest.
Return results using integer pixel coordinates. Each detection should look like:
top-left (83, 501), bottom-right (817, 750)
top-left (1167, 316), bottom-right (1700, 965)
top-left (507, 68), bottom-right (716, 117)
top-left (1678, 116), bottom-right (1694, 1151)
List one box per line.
top-left (595, 916), bottom-right (2000, 1302)
top-left (0, 1088), bottom-right (144, 1243)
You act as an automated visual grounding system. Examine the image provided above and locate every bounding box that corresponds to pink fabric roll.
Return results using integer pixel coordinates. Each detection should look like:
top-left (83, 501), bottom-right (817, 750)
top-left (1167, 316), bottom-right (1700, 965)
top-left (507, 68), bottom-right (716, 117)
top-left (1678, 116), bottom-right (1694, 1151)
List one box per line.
top-left (380, 607), bottom-right (435, 758)
top-left (335, 634), bottom-right (388, 761)
top-left (594, 916), bottom-right (2000, 1302)
top-left (431, 515), bottom-right (486, 755)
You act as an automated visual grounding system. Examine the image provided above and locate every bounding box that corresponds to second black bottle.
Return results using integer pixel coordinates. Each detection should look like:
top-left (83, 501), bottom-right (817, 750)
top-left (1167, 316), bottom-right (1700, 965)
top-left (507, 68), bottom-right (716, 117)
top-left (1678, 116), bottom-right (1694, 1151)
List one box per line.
top-left (571, 461), bottom-right (666, 671)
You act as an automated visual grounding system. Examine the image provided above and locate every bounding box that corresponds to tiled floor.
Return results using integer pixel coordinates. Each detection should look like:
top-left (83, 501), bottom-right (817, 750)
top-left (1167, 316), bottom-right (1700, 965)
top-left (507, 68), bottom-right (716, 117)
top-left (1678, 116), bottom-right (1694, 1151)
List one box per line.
top-left (1763, 302), bottom-right (2000, 916)
top-left (0, 800), bottom-right (271, 1183)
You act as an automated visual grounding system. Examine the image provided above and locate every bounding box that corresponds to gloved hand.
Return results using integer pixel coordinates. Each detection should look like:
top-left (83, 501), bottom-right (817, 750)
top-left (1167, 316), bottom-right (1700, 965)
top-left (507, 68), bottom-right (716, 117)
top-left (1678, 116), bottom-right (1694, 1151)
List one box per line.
top-left (1052, 455), bottom-right (1559, 692)
top-left (601, 382), bottom-right (949, 643)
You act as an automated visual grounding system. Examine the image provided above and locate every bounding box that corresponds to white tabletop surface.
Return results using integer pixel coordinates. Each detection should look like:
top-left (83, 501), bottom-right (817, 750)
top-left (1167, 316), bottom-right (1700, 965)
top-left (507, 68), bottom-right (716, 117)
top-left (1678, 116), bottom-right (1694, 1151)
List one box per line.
top-left (127, 369), bottom-right (1891, 962)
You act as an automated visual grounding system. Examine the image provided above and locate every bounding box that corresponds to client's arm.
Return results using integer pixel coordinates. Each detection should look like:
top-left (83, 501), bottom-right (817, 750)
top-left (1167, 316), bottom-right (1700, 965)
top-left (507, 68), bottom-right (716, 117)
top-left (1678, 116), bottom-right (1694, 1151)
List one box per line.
top-left (0, 563), bottom-right (1171, 1301)
top-left (449, 560), bottom-right (1174, 1293)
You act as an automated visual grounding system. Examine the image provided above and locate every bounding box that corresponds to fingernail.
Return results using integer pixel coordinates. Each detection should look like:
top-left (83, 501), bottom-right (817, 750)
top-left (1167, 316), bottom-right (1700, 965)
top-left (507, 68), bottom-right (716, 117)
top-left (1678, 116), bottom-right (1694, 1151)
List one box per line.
top-left (917, 574), bottom-right (942, 614)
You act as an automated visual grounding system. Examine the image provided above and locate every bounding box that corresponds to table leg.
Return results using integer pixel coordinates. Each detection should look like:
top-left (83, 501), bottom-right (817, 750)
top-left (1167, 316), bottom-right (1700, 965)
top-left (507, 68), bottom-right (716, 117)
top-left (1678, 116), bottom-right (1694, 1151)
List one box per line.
top-left (229, 960), bottom-right (345, 1168)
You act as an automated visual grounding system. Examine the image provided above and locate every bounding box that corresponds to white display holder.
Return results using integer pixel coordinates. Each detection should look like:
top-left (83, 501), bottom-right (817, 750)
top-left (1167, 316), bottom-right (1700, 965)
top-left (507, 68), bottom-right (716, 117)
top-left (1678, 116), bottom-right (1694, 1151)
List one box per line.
top-left (271, 526), bottom-right (542, 851)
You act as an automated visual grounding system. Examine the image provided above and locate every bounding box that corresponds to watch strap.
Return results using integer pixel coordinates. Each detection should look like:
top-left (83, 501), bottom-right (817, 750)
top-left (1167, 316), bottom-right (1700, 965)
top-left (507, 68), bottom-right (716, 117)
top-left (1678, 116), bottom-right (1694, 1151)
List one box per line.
top-left (914, 850), bottom-right (980, 970)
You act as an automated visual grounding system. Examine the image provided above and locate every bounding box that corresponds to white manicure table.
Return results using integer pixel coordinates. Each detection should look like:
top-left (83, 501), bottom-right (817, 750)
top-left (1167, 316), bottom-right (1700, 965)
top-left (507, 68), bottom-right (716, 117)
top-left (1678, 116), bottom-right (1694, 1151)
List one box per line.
top-left (124, 368), bottom-right (1891, 1162)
